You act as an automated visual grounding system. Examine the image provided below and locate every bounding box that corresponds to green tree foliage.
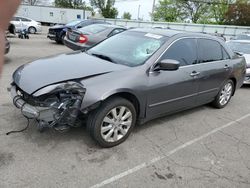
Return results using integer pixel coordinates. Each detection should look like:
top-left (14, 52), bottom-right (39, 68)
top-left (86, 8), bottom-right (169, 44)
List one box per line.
top-left (54, 0), bottom-right (92, 10)
top-left (152, 0), bottom-right (250, 25)
top-left (179, 0), bottom-right (210, 23)
top-left (122, 12), bottom-right (132, 20)
top-left (90, 0), bottom-right (118, 18)
top-left (225, 0), bottom-right (250, 26)
top-left (209, 0), bottom-right (234, 24)
top-left (152, 0), bottom-right (183, 22)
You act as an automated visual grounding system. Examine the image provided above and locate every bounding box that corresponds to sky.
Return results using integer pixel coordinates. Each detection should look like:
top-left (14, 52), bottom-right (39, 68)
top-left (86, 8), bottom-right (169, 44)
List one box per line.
top-left (45, 0), bottom-right (157, 21)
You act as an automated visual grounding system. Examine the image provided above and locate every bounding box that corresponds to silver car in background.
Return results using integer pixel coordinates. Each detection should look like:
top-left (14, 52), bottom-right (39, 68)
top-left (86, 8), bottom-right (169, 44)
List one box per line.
top-left (227, 40), bottom-right (250, 84)
top-left (10, 16), bottom-right (42, 34)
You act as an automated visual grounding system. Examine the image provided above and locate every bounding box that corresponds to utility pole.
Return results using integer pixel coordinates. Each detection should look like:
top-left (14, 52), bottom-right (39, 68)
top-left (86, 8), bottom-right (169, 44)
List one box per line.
top-left (137, 4), bottom-right (141, 20)
top-left (151, 0), bottom-right (156, 21)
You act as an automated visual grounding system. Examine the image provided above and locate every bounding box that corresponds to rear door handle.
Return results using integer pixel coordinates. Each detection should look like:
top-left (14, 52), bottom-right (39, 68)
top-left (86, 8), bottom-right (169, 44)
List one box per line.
top-left (190, 71), bottom-right (200, 77)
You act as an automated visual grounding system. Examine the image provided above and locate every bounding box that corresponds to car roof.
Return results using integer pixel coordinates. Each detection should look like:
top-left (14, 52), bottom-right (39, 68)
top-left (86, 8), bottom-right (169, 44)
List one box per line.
top-left (130, 28), bottom-right (183, 37)
top-left (84, 24), bottom-right (125, 29)
top-left (129, 28), bottom-right (220, 40)
top-left (15, 16), bottom-right (33, 20)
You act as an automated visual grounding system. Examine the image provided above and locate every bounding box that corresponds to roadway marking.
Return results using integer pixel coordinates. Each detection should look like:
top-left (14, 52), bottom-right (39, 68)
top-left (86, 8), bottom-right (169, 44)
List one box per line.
top-left (90, 113), bottom-right (250, 188)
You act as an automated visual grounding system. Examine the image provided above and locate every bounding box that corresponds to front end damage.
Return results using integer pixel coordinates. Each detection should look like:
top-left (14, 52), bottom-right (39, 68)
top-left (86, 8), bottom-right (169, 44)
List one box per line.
top-left (9, 82), bottom-right (86, 132)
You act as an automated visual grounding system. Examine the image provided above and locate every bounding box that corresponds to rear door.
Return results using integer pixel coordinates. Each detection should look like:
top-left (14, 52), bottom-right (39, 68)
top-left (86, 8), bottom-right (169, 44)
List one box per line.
top-left (147, 38), bottom-right (200, 119)
top-left (194, 38), bottom-right (232, 104)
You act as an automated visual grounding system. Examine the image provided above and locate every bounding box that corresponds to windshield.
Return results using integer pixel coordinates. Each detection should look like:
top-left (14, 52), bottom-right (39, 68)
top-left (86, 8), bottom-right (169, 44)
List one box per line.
top-left (227, 41), bottom-right (250, 54)
top-left (87, 31), bottom-right (168, 67)
top-left (66, 20), bottom-right (82, 27)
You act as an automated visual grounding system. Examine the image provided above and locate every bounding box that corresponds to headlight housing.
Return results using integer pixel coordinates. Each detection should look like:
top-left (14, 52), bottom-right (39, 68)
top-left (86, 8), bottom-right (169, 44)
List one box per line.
top-left (33, 81), bottom-right (85, 97)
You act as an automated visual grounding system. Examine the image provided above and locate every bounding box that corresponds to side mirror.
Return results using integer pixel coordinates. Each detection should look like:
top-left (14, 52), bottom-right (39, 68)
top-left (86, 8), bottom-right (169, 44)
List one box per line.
top-left (77, 25), bottom-right (82, 29)
top-left (154, 59), bottom-right (180, 71)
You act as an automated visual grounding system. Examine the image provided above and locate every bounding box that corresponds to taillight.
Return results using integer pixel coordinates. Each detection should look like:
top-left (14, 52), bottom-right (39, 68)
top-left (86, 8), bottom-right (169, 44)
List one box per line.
top-left (79, 34), bottom-right (88, 43)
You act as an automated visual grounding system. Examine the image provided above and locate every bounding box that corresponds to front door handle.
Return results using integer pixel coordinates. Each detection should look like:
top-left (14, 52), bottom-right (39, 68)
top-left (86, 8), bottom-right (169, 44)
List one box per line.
top-left (190, 71), bottom-right (200, 77)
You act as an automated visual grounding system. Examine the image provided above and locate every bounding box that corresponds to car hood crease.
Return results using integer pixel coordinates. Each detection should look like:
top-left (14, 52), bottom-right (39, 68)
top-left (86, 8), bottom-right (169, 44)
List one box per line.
top-left (13, 52), bottom-right (127, 94)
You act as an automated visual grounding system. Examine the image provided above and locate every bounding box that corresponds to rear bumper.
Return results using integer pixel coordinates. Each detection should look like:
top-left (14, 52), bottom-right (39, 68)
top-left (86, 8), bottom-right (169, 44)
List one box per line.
top-left (47, 33), bottom-right (56, 41)
top-left (244, 68), bottom-right (250, 84)
top-left (64, 38), bottom-right (88, 51)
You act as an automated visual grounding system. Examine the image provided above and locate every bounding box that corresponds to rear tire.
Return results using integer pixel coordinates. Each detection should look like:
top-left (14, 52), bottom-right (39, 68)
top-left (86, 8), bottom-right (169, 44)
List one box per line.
top-left (212, 80), bottom-right (234, 109)
top-left (87, 97), bottom-right (136, 147)
top-left (28, 27), bottom-right (36, 34)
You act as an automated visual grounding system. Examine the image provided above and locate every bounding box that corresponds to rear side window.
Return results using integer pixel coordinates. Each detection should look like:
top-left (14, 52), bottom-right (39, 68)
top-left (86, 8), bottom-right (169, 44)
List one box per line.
top-left (198, 39), bottom-right (223, 63)
top-left (161, 38), bottom-right (197, 66)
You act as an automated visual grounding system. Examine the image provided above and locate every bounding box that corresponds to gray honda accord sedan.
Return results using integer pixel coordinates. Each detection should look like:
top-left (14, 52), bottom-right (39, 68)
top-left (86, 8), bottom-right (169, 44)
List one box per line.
top-left (9, 28), bottom-right (246, 147)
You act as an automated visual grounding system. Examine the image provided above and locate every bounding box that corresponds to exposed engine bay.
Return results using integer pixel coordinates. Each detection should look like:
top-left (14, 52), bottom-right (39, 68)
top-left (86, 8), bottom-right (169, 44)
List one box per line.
top-left (10, 82), bottom-right (86, 132)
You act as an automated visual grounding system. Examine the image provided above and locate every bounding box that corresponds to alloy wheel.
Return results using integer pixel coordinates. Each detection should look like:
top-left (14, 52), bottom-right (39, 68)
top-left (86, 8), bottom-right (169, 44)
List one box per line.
top-left (219, 82), bottom-right (233, 106)
top-left (101, 106), bottom-right (133, 143)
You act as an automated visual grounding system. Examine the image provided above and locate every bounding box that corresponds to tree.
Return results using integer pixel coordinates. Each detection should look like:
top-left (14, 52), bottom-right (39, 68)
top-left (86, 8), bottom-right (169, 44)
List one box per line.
top-left (209, 0), bottom-right (233, 24)
top-left (152, 0), bottom-right (210, 23)
top-left (122, 12), bottom-right (131, 20)
top-left (179, 0), bottom-right (210, 23)
top-left (225, 0), bottom-right (250, 26)
top-left (90, 0), bottom-right (118, 18)
top-left (152, 0), bottom-right (183, 22)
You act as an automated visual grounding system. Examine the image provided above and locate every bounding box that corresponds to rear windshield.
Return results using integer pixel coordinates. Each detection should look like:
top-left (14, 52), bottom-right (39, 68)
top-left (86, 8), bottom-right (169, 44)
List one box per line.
top-left (79, 25), bottom-right (108, 34)
top-left (66, 20), bottom-right (82, 27)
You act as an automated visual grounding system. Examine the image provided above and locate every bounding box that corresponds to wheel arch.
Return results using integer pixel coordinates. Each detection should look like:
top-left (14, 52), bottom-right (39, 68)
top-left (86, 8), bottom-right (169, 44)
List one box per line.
top-left (102, 91), bottom-right (142, 118)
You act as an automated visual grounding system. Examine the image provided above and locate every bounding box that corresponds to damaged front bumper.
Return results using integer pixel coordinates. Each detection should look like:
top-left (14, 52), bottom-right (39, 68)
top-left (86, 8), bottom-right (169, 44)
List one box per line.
top-left (9, 82), bottom-right (86, 131)
top-left (10, 85), bottom-right (57, 120)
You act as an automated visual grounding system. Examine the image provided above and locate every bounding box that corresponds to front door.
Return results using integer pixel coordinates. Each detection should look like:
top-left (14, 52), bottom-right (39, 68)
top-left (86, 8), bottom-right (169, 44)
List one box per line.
top-left (147, 38), bottom-right (199, 119)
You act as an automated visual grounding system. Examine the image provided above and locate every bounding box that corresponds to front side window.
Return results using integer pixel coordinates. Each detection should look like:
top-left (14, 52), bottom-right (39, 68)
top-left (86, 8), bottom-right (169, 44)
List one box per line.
top-left (198, 39), bottom-right (223, 63)
top-left (160, 38), bottom-right (197, 66)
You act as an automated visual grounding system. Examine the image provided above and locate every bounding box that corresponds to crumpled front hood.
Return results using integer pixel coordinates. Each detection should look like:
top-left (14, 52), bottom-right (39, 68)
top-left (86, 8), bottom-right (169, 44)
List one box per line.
top-left (13, 51), bottom-right (127, 94)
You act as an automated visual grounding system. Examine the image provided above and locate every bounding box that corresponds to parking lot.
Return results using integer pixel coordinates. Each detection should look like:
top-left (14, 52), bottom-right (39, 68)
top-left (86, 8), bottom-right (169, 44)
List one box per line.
top-left (0, 27), bottom-right (250, 188)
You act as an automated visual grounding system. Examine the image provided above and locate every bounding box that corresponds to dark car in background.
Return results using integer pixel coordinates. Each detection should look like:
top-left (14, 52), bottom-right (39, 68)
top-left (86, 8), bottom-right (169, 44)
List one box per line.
top-left (64, 24), bottom-right (126, 51)
top-left (5, 37), bottom-right (10, 54)
top-left (47, 19), bottom-right (110, 44)
top-left (10, 29), bottom-right (246, 147)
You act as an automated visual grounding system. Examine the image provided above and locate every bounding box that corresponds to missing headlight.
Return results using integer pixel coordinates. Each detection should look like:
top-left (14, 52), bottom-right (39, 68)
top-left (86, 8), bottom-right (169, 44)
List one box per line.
top-left (13, 82), bottom-right (86, 132)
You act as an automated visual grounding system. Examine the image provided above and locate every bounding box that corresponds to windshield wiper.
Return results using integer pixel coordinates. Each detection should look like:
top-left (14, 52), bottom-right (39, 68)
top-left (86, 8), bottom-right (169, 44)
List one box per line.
top-left (91, 53), bottom-right (117, 64)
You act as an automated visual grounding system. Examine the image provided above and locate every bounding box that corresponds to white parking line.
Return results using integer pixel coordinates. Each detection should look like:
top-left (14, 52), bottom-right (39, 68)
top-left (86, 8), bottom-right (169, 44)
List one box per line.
top-left (89, 113), bottom-right (250, 188)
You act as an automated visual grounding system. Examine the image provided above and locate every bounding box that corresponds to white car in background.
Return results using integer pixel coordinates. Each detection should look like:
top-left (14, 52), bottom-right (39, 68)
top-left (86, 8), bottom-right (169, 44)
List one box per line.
top-left (10, 16), bottom-right (42, 34)
top-left (227, 40), bottom-right (250, 84)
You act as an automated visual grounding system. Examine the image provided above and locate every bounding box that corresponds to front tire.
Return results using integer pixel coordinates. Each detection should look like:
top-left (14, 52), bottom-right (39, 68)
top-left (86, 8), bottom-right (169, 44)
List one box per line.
top-left (87, 97), bottom-right (136, 147)
top-left (212, 80), bottom-right (234, 108)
